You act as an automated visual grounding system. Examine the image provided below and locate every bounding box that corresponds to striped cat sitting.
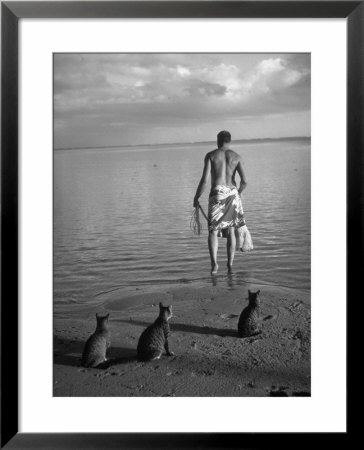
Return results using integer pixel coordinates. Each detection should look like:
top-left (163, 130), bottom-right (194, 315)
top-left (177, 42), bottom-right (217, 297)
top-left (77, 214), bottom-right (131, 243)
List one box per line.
top-left (238, 290), bottom-right (262, 337)
top-left (137, 303), bottom-right (174, 361)
top-left (81, 313), bottom-right (111, 368)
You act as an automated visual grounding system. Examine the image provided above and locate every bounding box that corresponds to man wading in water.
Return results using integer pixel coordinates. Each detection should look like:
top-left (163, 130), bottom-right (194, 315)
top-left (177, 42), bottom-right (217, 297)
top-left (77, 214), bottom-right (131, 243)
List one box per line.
top-left (193, 131), bottom-right (248, 274)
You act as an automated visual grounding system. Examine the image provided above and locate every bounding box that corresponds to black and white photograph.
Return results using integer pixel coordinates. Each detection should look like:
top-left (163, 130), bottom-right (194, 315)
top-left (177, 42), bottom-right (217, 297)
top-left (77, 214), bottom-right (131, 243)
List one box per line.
top-left (53, 53), bottom-right (311, 397)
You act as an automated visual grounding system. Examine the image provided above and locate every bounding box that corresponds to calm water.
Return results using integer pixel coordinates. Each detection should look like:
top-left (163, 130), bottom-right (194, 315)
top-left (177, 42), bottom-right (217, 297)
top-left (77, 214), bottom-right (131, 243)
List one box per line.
top-left (54, 138), bottom-right (310, 314)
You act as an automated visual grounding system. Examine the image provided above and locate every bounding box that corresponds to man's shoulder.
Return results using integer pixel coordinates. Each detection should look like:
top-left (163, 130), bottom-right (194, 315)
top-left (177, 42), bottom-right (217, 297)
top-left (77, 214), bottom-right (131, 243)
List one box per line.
top-left (205, 149), bottom-right (218, 159)
top-left (227, 149), bottom-right (241, 159)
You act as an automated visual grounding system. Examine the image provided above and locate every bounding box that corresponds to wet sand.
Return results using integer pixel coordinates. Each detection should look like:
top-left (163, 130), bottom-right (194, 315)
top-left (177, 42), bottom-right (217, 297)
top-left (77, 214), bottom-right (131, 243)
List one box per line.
top-left (54, 283), bottom-right (310, 397)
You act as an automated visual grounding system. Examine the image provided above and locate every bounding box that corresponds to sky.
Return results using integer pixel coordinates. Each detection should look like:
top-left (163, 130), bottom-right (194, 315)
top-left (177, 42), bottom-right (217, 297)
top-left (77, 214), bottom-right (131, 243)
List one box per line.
top-left (54, 53), bottom-right (310, 149)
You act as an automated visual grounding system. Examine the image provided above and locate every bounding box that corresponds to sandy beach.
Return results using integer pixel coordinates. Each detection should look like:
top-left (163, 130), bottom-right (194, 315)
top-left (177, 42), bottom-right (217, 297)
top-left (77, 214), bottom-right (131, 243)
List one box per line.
top-left (54, 282), bottom-right (310, 397)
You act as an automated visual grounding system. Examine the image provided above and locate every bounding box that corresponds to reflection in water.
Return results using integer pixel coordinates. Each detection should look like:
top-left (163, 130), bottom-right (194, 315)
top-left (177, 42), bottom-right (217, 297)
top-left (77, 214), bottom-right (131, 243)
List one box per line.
top-left (227, 273), bottom-right (235, 289)
top-left (207, 269), bottom-right (257, 290)
top-left (54, 139), bottom-right (310, 313)
top-left (210, 274), bottom-right (218, 287)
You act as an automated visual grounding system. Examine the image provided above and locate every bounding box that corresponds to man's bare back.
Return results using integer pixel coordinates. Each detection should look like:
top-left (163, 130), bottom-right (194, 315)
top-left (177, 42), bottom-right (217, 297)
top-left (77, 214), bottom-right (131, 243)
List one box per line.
top-left (193, 145), bottom-right (247, 207)
top-left (208, 147), bottom-right (242, 189)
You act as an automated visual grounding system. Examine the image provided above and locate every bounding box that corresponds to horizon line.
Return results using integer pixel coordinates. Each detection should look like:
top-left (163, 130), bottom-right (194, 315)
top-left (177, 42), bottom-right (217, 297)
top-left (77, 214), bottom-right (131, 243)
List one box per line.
top-left (54, 135), bottom-right (311, 151)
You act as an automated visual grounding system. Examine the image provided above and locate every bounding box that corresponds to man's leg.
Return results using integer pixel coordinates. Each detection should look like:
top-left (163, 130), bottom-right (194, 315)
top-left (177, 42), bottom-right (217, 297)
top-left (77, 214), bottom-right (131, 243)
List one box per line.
top-left (227, 227), bottom-right (236, 272)
top-left (208, 230), bottom-right (219, 274)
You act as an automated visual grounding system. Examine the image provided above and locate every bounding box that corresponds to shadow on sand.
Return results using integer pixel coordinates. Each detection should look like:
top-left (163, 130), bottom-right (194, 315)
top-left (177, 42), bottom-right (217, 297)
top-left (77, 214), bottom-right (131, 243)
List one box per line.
top-left (53, 336), bottom-right (137, 368)
top-left (115, 319), bottom-right (238, 338)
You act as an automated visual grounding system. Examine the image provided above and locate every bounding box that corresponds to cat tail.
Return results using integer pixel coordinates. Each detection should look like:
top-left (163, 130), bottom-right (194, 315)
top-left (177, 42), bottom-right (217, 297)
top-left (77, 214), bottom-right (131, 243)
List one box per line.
top-left (80, 355), bottom-right (90, 367)
top-left (250, 330), bottom-right (262, 337)
top-left (81, 357), bottom-right (105, 368)
top-left (137, 349), bottom-right (162, 362)
top-left (238, 330), bottom-right (262, 338)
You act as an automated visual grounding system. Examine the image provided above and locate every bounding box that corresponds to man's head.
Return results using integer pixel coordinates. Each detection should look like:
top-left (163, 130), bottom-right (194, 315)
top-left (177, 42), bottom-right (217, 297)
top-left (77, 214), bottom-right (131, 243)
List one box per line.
top-left (217, 130), bottom-right (231, 149)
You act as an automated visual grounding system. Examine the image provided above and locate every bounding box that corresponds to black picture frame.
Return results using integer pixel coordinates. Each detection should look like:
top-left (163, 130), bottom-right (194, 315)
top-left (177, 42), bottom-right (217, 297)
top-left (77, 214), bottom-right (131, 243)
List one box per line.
top-left (1, 1), bottom-right (360, 448)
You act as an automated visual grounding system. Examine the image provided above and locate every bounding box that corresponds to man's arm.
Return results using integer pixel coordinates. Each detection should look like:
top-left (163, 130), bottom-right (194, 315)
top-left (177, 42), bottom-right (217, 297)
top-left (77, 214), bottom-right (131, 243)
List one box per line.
top-left (193, 153), bottom-right (211, 207)
top-left (236, 159), bottom-right (247, 194)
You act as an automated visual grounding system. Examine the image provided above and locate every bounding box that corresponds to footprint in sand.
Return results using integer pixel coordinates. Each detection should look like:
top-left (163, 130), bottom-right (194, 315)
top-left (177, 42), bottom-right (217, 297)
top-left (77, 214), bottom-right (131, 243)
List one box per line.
top-left (283, 301), bottom-right (303, 313)
top-left (263, 314), bottom-right (277, 321)
top-left (219, 313), bottom-right (239, 320)
top-left (94, 372), bottom-right (111, 380)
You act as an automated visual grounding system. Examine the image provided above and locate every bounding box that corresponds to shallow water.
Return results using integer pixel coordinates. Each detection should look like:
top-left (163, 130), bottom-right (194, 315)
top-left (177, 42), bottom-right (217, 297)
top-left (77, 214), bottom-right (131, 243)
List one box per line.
top-left (54, 138), bottom-right (310, 314)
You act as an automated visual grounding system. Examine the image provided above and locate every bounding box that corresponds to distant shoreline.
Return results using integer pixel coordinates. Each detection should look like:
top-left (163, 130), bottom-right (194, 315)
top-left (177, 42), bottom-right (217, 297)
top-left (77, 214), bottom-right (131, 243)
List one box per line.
top-left (54, 136), bottom-right (311, 152)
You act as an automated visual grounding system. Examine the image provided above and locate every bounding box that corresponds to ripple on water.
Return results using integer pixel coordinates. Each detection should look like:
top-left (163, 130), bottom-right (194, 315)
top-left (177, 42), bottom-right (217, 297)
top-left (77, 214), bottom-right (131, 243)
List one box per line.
top-left (54, 140), bottom-right (310, 312)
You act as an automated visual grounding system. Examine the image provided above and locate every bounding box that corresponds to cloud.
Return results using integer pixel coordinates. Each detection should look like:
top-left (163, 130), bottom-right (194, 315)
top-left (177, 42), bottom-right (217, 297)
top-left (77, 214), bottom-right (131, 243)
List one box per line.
top-left (185, 79), bottom-right (227, 97)
top-left (176, 65), bottom-right (191, 77)
top-left (54, 53), bottom-right (310, 147)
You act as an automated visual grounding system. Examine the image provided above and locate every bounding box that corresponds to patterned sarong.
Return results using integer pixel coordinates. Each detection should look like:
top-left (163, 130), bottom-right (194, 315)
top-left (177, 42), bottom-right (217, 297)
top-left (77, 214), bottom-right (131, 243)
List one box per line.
top-left (208, 185), bottom-right (245, 236)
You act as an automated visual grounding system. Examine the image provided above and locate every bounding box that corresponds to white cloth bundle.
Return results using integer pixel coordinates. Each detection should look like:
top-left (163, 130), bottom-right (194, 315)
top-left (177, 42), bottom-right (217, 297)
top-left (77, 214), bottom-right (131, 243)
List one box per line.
top-left (236, 225), bottom-right (254, 252)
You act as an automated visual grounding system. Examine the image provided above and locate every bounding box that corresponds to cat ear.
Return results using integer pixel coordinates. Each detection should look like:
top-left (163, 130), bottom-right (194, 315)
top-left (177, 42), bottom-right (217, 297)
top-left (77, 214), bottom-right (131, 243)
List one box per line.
top-left (248, 290), bottom-right (251, 294)
top-left (105, 313), bottom-right (110, 319)
top-left (256, 290), bottom-right (260, 295)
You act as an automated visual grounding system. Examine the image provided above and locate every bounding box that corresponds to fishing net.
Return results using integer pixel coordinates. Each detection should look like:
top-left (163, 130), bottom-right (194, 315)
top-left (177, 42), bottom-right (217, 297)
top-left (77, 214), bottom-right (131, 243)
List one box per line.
top-left (190, 206), bottom-right (203, 236)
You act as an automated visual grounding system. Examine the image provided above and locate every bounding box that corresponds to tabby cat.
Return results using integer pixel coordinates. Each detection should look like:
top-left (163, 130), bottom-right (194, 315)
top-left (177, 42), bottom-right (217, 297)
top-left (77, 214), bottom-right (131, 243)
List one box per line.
top-left (137, 303), bottom-right (174, 361)
top-left (238, 290), bottom-right (262, 337)
top-left (81, 313), bottom-right (111, 368)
